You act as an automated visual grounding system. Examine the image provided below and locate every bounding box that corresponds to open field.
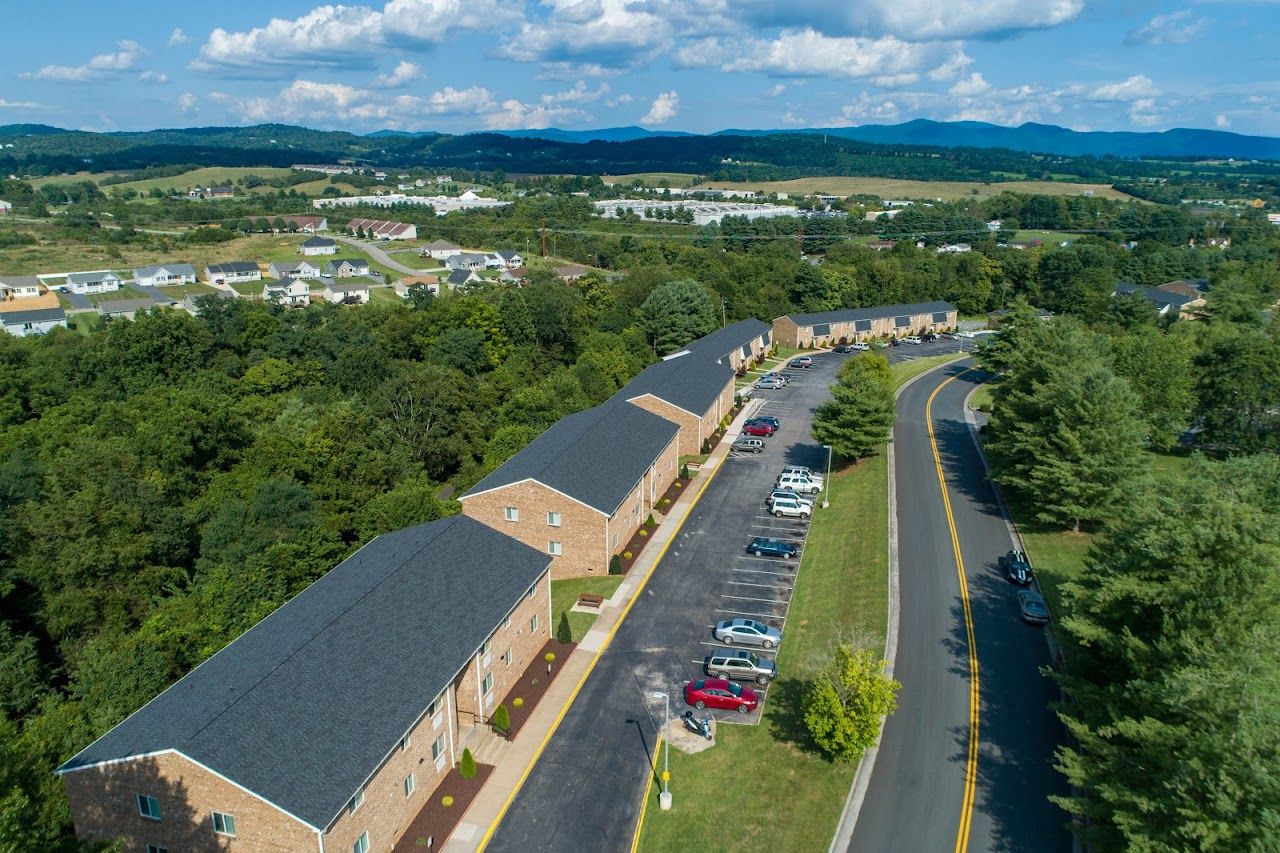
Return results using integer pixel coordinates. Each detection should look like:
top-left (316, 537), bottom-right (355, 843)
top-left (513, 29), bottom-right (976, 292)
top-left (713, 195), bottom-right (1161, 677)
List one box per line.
top-left (702, 176), bottom-right (1136, 201)
top-left (603, 172), bottom-right (698, 187)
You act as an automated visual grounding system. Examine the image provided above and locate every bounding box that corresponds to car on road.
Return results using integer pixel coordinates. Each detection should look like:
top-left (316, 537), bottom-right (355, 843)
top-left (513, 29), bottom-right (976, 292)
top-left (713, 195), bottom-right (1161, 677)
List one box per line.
top-left (746, 415), bottom-right (781, 429)
top-left (999, 549), bottom-right (1034, 585)
top-left (902, 335), bottom-right (923, 345)
top-left (714, 617), bottom-right (784, 649)
top-left (766, 489), bottom-right (812, 509)
top-left (1017, 590), bottom-right (1050, 624)
top-left (777, 473), bottom-right (822, 494)
top-left (770, 496), bottom-right (812, 519)
top-left (788, 357), bottom-right (813, 368)
top-left (781, 465), bottom-right (824, 487)
top-left (731, 437), bottom-right (765, 454)
top-left (746, 537), bottom-right (798, 559)
top-left (706, 650), bottom-right (776, 684)
top-left (755, 377), bottom-right (785, 390)
top-left (742, 421), bottom-right (775, 437)
top-left (684, 678), bottom-right (759, 713)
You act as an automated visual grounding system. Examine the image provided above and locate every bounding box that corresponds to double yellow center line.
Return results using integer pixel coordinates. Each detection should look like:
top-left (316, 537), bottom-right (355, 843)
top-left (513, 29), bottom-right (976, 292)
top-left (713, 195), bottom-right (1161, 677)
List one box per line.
top-left (925, 370), bottom-right (981, 853)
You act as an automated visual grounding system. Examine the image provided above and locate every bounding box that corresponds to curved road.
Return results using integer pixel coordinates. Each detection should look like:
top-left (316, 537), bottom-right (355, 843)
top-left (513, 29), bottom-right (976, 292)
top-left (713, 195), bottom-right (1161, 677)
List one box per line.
top-left (334, 235), bottom-right (428, 276)
top-left (848, 360), bottom-right (1071, 852)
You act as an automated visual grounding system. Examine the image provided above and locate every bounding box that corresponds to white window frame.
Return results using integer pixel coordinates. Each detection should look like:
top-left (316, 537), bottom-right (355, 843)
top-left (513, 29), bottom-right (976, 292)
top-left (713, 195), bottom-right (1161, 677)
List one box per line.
top-left (353, 831), bottom-right (369, 853)
top-left (146, 846), bottom-right (168, 853)
top-left (547, 511), bottom-right (561, 527)
top-left (502, 648), bottom-right (513, 666)
top-left (548, 541), bottom-right (562, 556)
top-left (212, 811), bottom-right (236, 837)
top-left (404, 774), bottom-right (415, 797)
top-left (346, 787), bottom-right (364, 814)
top-left (399, 734), bottom-right (411, 752)
top-left (504, 506), bottom-right (519, 522)
top-left (431, 734), bottom-right (446, 760)
top-left (137, 795), bottom-right (161, 821)
top-left (482, 672), bottom-right (494, 698)
top-left (530, 614), bottom-right (539, 633)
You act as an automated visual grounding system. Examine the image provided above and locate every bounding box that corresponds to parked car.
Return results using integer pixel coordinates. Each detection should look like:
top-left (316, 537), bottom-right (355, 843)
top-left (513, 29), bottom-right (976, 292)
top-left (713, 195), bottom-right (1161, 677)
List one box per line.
top-left (849, 342), bottom-right (870, 351)
top-left (777, 473), bottom-right (822, 494)
top-left (742, 422), bottom-right (774, 437)
top-left (873, 340), bottom-right (890, 349)
top-left (766, 489), bottom-right (812, 509)
top-left (922, 332), bottom-right (938, 343)
top-left (684, 678), bottom-right (759, 713)
top-left (761, 372), bottom-right (790, 384)
top-left (939, 332), bottom-right (959, 340)
top-left (788, 357), bottom-right (813, 368)
top-left (1017, 590), bottom-right (1050, 625)
top-left (902, 335), bottom-right (923, 345)
top-left (714, 617), bottom-right (784, 648)
top-left (999, 549), bottom-right (1033, 585)
top-left (833, 344), bottom-right (855, 354)
top-left (747, 415), bottom-right (781, 429)
top-left (889, 338), bottom-right (902, 347)
top-left (771, 497), bottom-right (812, 519)
top-left (731, 437), bottom-right (765, 454)
top-left (706, 650), bottom-right (776, 684)
top-left (755, 377), bottom-right (785, 390)
top-left (746, 537), bottom-right (798, 559)
top-left (781, 465), bottom-right (824, 487)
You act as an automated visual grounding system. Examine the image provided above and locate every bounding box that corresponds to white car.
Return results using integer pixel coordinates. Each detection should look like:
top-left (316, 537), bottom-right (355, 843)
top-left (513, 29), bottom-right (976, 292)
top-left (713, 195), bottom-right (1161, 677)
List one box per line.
top-left (781, 466), bottom-right (825, 488)
top-left (902, 336), bottom-right (923, 345)
top-left (771, 497), bottom-right (812, 519)
top-left (777, 473), bottom-right (822, 494)
top-left (850, 342), bottom-right (870, 351)
top-left (767, 489), bottom-right (813, 510)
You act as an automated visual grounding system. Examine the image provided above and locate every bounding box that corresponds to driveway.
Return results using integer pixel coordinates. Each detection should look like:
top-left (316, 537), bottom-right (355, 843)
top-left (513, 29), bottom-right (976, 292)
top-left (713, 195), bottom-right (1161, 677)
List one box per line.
top-left (334, 235), bottom-right (426, 276)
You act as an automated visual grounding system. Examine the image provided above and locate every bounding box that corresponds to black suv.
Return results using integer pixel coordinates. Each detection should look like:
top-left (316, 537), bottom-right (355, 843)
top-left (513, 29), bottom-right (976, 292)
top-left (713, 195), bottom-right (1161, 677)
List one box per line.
top-left (999, 549), bottom-right (1033, 585)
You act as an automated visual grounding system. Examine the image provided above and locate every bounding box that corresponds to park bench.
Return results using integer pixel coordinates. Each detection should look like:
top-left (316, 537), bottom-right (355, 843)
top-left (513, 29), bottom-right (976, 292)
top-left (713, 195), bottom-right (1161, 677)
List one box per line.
top-left (577, 593), bottom-right (605, 609)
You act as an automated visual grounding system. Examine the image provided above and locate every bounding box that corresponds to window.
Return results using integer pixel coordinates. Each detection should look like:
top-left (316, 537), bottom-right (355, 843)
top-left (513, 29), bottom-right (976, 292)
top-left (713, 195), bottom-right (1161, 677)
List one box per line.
top-left (346, 787), bottom-right (364, 813)
top-left (504, 507), bottom-right (519, 522)
top-left (548, 541), bottom-right (562, 556)
top-left (137, 794), bottom-right (161, 820)
top-left (427, 697), bottom-right (441, 718)
top-left (502, 648), bottom-right (513, 666)
top-left (212, 812), bottom-right (236, 837)
top-left (399, 734), bottom-right (411, 752)
top-left (431, 733), bottom-right (446, 760)
top-left (529, 614), bottom-right (539, 633)
top-left (353, 832), bottom-right (369, 853)
top-left (479, 638), bottom-right (491, 657)
top-left (612, 533), bottom-right (619, 548)
top-left (501, 613), bottom-right (511, 628)
top-left (547, 511), bottom-right (561, 527)
top-left (404, 774), bottom-right (415, 797)
top-left (146, 846), bottom-right (168, 853)
top-left (482, 673), bottom-right (494, 698)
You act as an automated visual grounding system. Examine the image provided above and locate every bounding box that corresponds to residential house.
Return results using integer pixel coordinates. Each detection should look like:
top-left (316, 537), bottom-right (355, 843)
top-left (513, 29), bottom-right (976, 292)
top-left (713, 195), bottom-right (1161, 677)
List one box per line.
top-left (446, 253), bottom-right (487, 271)
top-left (772, 301), bottom-right (958, 347)
top-left (496, 250), bottom-right (523, 269)
top-left (322, 258), bottom-right (372, 278)
top-left (268, 260), bottom-right (321, 280)
top-left (133, 264), bottom-right (197, 287)
top-left (554, 264), bottom-right (589, 282)
top-left (936, 243), bottom-right (972, 253)
top-left (299, 237), bottom-right (338, 256)
top-left (281, 215), bottom-right (328, 233)
top-left (0, 275), bottom-right (44, 300)
top-left (65, 272), bottom-right (123, 295)
top-left (183, 290), bottom-right (236, 316)
top-left (499, 266), bottom-right (530, 285)
top-left (346, 218), bottom-right (417, 240)
top-left (98, 299), bottom-right (163, 321)
top-left (422, 239), bottom-right (462, 260)
top-left (683, 318), bottom-right (772, 373)
top-left (322, 281), bottom-right (372, 304)
top-left (619, 351), bottom-right (736, 458)
top-left (203, 262), bottom-right (261, 285)
top-left (395, 275), bottom-right (440, 298)
top-left (1158, 279), bottom-right (1211, 299)
top-left (483, 253), bottom-right (507, 270)
top-left (445, 269), bottom-right (481, 290)
top-left (1114, 282), bottom-right (1204, 317)
top-left (58, 515), bottom-right (552, 853)
top-left (0, 200), bottom-right (11, 215)
top-left (1, 307), bottom-right (66, 337)
top-left (460, 400), bottom-right (680, 578)
top-left (264, 279), bottom-right (312, 306)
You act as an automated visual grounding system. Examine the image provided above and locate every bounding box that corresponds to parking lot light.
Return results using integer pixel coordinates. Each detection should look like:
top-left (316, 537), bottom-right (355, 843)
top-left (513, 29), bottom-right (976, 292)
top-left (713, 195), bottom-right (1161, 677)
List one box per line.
top-left (651, 691), bottom-right (672, 809)
top-left (822, 445), bottom-right (832, 509)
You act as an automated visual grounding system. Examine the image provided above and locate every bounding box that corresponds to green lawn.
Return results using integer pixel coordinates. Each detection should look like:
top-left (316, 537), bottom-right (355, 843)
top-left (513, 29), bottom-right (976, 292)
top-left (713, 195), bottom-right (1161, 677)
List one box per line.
top-left (86, 284), bottom-right (150, 306)
top-left (369, 286), bottom-right (402, 305)
top-left (891, 352), bottom-right (967, 388)
top-left (153, 283), bottom-right (216, 298)
top-left (66, 313), bottom-right (99, 335)
top-left (550, 576), bottom-right (625, 643)
top-left (230, 280), bottom-right (265, 297)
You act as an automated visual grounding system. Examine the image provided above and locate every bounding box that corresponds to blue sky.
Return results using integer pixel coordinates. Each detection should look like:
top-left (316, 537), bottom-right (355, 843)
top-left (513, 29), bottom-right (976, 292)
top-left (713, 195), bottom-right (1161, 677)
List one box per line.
top-left (6, 1), bottom-right (1278, 136)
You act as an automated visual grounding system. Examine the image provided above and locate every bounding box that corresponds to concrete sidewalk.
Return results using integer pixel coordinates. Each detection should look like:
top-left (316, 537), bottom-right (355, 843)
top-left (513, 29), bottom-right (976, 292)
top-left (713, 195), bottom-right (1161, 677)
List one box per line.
top-left (441, 399), bottom-right (759, 852)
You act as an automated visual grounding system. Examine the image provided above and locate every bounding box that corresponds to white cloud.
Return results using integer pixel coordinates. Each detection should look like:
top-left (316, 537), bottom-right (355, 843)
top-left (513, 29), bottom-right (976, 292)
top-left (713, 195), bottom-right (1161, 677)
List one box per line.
top-left (222, 78), bottom-right (498, 127)
top-left (1088, 74), bottom-right (1159, 102)
top-left (1125, 9), bottom-right (1206, 46)
top-left (1215, 113), bottom-right (1230, 129)
top-left (766, 83), bottom-right (788, 97)
top-left (641, 90), bottom-right (679, 125)
top-left (605, 93), bottom-right (634, 107)
top-left (927, 50), bottom-right (973, 81)
top-left (139, 70), bottom-right (169, 84)
top-left (680, 29), bottom-right (963, 82)
top-left (949, 72), bottom-right (990, 98)
top-left (194, 6), bottom-right (384, 74)
top-left (0, 98), bottom-right (42, 109)
top-left (780, 110), bottom-right (806, 125)
top-left (22, 40), bottom-right (147, 83)
top-left (177, 92), bottom-right (198, 112)
top-left (381, 0), bottom-right (520, 42)
top-left (1128, 97), bottom-right (1162, 126)
top-left (873, 73), bottom-right (919, 88)
top-left (736, 0), bottom-right (1084, 41)
top-left (498, 0), bottom-right (672, 73)
top-left (540, 81), bottom-right (611, 105)
top-left (372, 60), bottom-right (424, 87)
top-left (483, 99), bottom-right (588, 129)
top-left (828, 92), bottom-right (902, 125)
top-left (168, 28), bottom-right (188, 46)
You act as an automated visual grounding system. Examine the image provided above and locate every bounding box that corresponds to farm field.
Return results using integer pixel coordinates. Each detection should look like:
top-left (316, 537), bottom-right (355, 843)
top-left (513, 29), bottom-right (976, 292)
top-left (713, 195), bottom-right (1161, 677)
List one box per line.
top-left (701, 176), bottom-right (1136, 201)
top-left (602, 172), bottom-right (699, 187)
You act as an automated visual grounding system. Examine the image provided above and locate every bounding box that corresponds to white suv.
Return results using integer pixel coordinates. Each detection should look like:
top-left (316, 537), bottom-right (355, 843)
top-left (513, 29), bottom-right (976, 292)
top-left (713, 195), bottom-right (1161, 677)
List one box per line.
top-left (781, 466), bottom-right (825, 488)
top-left (777, 473), bottom-right (822, 494)
top-left (770, 497), bottom-right (812, 518)
top-left (902, 335), bottom-right (923, 344)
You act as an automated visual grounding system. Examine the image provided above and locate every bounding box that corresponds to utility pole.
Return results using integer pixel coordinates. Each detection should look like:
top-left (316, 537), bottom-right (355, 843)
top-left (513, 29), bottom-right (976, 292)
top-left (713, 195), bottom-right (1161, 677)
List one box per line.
top-left (540, 219), bottom-right (548, 258)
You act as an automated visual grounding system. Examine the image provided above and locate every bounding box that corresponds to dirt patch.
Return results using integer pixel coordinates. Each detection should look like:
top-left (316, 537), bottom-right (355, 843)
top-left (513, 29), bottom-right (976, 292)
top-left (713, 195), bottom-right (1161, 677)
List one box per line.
top-left (392, 763), bottom-right (494, 852)
top-left (492, 639), bottom-right (577, 740)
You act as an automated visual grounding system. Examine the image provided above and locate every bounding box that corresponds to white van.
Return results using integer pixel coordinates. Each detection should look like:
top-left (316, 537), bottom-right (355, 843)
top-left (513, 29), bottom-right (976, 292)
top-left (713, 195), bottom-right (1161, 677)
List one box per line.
top-left (777, 473), bottom-right (822, 494)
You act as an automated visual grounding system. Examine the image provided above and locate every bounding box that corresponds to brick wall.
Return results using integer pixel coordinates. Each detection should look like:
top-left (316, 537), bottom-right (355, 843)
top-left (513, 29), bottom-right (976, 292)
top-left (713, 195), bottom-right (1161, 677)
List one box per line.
top-left (626, 394), bottom-right (701, 457)
top-left (461, 481), bottom-right (606, 578)
top-left (62, 751), bottom-right (315, 853)
top-left (779, 310), bottom-right (957, 347)
top-left (772, 316), bottom-right (801, 348)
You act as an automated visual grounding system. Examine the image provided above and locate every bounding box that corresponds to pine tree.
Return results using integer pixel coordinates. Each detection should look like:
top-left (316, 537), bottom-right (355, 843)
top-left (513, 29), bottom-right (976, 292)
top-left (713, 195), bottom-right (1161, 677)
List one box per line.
top-left (637, 280), bottom-right (719, 355)
top-left (810, 353), bottom-right (895, 462)
top-left (556, 612), bottom-right (572, 644)
top-left (458, 747), bottom-right (477, 779)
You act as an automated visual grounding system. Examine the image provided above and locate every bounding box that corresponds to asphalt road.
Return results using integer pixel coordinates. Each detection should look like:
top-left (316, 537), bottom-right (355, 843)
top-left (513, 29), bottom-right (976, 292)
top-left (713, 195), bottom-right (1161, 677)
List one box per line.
top-left (487, 342), bottom-right (970, 852)
top-left (847, 360), bottom-right (1070, 852)
top-left (334, 235), bottom-right (427, 276)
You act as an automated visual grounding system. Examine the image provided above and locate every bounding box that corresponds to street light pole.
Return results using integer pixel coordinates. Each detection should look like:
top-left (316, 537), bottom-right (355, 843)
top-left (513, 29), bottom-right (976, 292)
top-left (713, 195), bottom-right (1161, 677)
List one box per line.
top-left (822, 445), bottom-right (832, 510)
top-left (651, 691), bottom-right (672, 810)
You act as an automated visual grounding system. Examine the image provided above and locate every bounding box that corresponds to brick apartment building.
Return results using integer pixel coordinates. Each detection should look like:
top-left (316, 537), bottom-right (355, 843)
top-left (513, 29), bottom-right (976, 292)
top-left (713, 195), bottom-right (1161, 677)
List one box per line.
top-left (682, 318), bottom-right (772, 373)
top-left (622, 352), bottom-right (736, 459)
top-left (57, 516), bottom-right (552, 853)
top-left (772, 301), bottom-right (958, 348)
top-left (460, 400), bottom-right (680, 578)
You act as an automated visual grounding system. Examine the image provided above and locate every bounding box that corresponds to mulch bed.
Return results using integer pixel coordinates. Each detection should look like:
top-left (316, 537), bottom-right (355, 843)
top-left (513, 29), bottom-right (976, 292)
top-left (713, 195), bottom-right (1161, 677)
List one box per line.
top-left (392, 763), bottom-right (494, 853)
top-left (617, 524), bottom-right (657, 574)
top-left (655, 476), bottom-right (692, 514)
top-left (493, 639), bottom-right (577, 740)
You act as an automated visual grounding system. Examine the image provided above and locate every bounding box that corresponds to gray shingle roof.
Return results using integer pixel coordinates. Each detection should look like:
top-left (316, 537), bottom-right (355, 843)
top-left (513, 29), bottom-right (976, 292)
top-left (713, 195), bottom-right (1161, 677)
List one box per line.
top-left (0, 275), bottom-right (42, 289)
top-left (683, 319), bottom-right (770, 362)
top-left (784, 301), bottom-right (956, 328)
top-left (1114, 282), bottom-right (1195, 308)
top-left (97, 298), bottom-right (158, 315)
top-left (67, 271), bottom-right (121, 285)
top-left (301, 237), bottom-right (336, 248)
top-left (1, 307), bottom-right (65, 324)
top-left (464, 400), bottom-right (679, 514)
top-left (206, 262), bottom-right (259, 275)
top-left (623, 351), bottom-right (733, 418)
top-left (134, 263), bottom-right (196, 279)
top-left (446, 269), bottom-right (474, 287)
top-left (58, 516), bottom-right (551, 831)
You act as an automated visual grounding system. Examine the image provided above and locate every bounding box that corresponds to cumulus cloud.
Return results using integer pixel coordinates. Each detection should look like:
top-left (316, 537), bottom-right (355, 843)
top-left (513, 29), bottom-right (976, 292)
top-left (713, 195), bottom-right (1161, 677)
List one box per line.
top-left (498, 0), bottom-right (673, 73)
top-left (168, 28), bottom-right (188, 46)
top-left (735, 0), bottom-right (1084, 41)
top-left (177, 92), bottom-right (198, 112)
top-left (1087, 74), bottom-right (1158, 101)
top-left (0, 98), bottom-right (43, 109)
top-left (949, 73), bottom-right (990, 97)
top-left (372, 60), bottom-right (424, 87)
top-left (1125, 9), bottom-right (1205, 46)
top-left (219, 78), bottom-right (501, 127)
top-left (22, 40), bottom-right (147, 83)
top-left (139, 70), bottom-right (169, 84)
top-left (1214, 113), bottom-right (1230, 129)
top-left (483, 99), bottom-right (588, 129)
top-left (1128, 98), bottom-right (1162, 127)
top-left (641, 90), bottom-right (680, 125)
top-left (829, 93), bottom-right (901, 125)
top-left (381, 0), bottom-right (520, 43)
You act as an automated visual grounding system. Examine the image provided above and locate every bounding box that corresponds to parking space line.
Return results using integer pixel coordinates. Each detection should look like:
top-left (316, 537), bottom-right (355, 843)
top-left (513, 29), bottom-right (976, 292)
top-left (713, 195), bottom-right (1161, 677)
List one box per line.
top-left (736, 554), bottom-right (800, 563)
top-left (722, 594), bottom-right (790, 604)
top-left (726, 578), bottom-right (791, 589)
top-left (714, 608), bottom-right (784, 620)
top-left (732, 567), bottom-right (794, 577)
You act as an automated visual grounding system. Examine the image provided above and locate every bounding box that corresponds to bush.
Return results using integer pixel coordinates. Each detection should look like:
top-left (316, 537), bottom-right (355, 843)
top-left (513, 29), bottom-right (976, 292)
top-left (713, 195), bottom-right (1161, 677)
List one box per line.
top-left (459, 748), bottom-right (477, 779)
top-left (802, 646), bottom-right (901, 763)
top-left (661, 498), bottom-right (671, 507)
top-left (513, 697), bottom-right (524, 708)
top-left (645, 513), bottom-right (655, 528)
top-left (556, 611), bottom-right (573, 642)
top-left (680, 463), bottom-right (690, 479)
top-left (545, 652), bottom-right (556, 663)
top-left (442, 796), bottom-right (454, 808)
top-left (610, 554), bottom-right (623, 574)
top-left (492, 703), bottom-right (510, 734)
top-left (638, 529), bottom-right (648, 537)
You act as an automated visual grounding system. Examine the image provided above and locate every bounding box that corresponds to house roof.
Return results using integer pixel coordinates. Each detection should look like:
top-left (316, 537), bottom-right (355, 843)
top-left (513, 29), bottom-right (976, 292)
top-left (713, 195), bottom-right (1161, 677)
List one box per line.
top-left (683, 319), bottom-right (771, 363)
top-left (463, 399), bottom-right (679, 514)
top-left (424, 239), bottom-right (460, 250)
top-left (497, 250), bottom-right (521, 260)
top-left (324, 258), bottom-right (369, 269)
top-left (446, 269), bottom-right (475, 286)
top-left (622, 351), bottom-right (734, 418)
top-left (0, 275), bottom-right (42, 289)
top-left (97, 298), bottom-right (157, 316)
top-left (782, 301), bottom-right (956, 328)
top-left (1, 307), bottom-right (65, 324)
top-left (1114, 282), bottom-right (1196, 309)
top-left (67, 271), bottom-right (120, 285)
top-left (271, 261), bottom-right (317, 275)
top-left (206, 262), bottom-right (259, 275)
top-left (134, 263), bottom-right (196, 278)
top-left (301, 237), bottom-right (336, 248)
top-left (451, 252), bottom-right (488, 264)
top-left (57, 515), bottom-right (552, 832)
top-left (282, 215), bottom-right (326, 228)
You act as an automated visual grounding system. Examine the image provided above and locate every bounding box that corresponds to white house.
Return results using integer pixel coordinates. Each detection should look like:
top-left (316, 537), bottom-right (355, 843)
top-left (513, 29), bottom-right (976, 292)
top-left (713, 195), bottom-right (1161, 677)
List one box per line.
top-left (936, 243), bottom-right (972, 254)
top-left (445, 269), bottom-right (481, 290)
top-left (422, 239), bottom-right (462, 260)
top-left (204, 262), bottom-right (261, 285)
top-left (133, 263), bottom-right (197, 287)
top-left (268, 261), bottom-right (321, 280)
top-left (483, 253), bottom-right (506, 270)
top-left (322, 281), bottom-right (372, 304)
top-left (264, 279), bottom-right (311, 306)
top-left (447, 253), bottom-right (487, 271)
top-left (65, 272), bottom-right (123, 295)
top-left (1, 307), bottom-right (66, 337)
top-left (322, 258), bottom-right (371, 278)
top-left (0, 200), bottom-right (12, 215)
top-left (299, 237), bottom-right (338, 256)
top-left (0, 275), bottom-right (44, 300)
top-left (496, 250), bottom-right (523, 269)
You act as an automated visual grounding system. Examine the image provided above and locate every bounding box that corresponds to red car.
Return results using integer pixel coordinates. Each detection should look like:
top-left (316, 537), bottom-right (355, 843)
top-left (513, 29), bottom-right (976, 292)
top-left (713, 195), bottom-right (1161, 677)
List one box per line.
top-left (683, 678), bottom-right (759, 714)
top-left (742, 422), bottom-right (774, 437)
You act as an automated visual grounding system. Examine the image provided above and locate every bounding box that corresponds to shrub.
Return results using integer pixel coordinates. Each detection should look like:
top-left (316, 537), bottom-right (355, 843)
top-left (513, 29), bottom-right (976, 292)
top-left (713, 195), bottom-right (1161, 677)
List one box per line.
top-left (492, 703), bottom-right (511, 734)
top-left (661, 498), bottom-right (671, 507)
top-left (610, 554), bottom-right (623, 574)
top-left (545, 652), bottom-right (556, 663)
top-left (513, 697), bottom-right (524, 708)
top-left (459, 748), bottom-right (477, 779)
top-left (701, 438), bottom-right (711, 453)
top-left (557, 611), bottom-right (573, 642)
top-left (638, 529), bottom-right (648, 537)
top-left (623, 550), bottom-right (633, 560)
top-left (645, 513), bottom-right (655, 528)
top-left (441, 796), bottom-right (454, 808)
top-left (680, 463), bottom-right (690, 479)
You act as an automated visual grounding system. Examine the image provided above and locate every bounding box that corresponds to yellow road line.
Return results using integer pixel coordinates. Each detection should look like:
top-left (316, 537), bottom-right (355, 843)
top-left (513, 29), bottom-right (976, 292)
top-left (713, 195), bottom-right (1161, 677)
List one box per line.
top-left (630, 733), bottom-right (663, 853)
top-left (925, 369), bottom-right (981, 853)
top-left (475, 457), bottom-right (726, 851)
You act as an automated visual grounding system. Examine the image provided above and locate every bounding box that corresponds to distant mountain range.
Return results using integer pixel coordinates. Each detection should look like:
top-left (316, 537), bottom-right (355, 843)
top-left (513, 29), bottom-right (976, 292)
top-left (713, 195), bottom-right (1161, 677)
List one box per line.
top-left (482, 119), bottom-right (1280, 160)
